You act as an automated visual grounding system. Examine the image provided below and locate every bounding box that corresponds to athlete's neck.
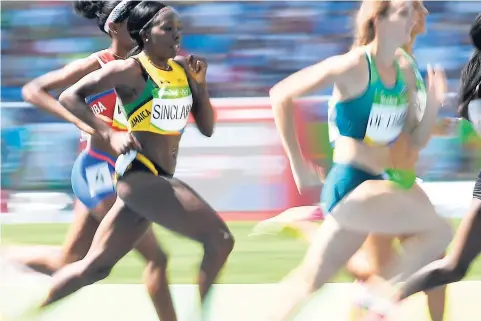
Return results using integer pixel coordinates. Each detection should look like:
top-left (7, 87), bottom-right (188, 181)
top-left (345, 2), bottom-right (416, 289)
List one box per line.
top-left (369, 38), bottom-right (397, 68)
top-left (108, 40), bottom-right (133, 60)
top-left (401, 37), bottom-right (417, 57)
top-left (144, 53), bottom-right (170, 71)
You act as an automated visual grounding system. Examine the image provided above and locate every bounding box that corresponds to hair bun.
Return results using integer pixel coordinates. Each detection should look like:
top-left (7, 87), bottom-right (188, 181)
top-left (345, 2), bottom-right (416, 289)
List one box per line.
top-left (74, 1), bottom-right (105, 19)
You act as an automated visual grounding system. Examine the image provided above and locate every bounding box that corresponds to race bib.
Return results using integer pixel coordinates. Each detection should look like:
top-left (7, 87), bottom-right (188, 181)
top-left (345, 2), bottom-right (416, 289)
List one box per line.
top-left (364, 91), bottom-right (408, 146)
top-left (85, 162), bottom-right (114, 197)
top-left (113, 98), bottom-right (129, 129)
top-left (151, 86), bottom-right (193, 133)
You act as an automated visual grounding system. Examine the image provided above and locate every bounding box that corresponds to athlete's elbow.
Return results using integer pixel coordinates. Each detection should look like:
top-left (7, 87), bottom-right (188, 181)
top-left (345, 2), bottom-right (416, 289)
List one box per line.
top-left (21, 82), bottom-right (40, 104)
top-left (269, 85), bottom-right (292, 110)
top-left (58, 88), bottom-right (79, 111)
top-left (269, 86), bottom-right (284, 102)
top-left (199, 124), bottom-right (214, 137)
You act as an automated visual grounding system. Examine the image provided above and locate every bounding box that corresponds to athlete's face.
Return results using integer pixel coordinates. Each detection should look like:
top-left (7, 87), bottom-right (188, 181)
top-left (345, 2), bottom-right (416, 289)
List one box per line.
top-left (376, 0), bottom-right (414, 47)
top-left (144, 8), bottom-right (181, 59)
top-left (412, 1), bottom-right (429, 36)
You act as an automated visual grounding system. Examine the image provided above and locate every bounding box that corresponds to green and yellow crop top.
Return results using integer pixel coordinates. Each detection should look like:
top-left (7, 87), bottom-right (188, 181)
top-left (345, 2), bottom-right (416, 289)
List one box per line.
top-left (123, 51), bottom-right (193, 135)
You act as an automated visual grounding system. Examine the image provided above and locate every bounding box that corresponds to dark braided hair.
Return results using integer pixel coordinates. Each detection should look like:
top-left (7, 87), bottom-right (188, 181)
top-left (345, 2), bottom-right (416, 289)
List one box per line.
top-left (127, 1), bottom-right (167, 56)
top-left (459, 14), bottom-right (481, 121)
top-left (74, 1), bottom-right (141, 35)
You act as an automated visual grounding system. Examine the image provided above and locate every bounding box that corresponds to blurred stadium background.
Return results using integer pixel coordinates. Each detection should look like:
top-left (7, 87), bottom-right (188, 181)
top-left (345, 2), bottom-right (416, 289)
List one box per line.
top-left (3, 1), bottom-right (481, 320)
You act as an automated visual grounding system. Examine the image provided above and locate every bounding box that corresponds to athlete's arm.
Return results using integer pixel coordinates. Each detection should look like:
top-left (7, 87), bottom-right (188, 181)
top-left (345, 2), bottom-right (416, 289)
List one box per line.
top-left (409, 66), bottom-right (447, 148)
top-left (21, 57), bottom-right (101, 135)
top-left (175, 55), bottom-right (214, 137)
top-left (59, 59), bottom-right (138, 140)
top-left (269, 54), bottom-right (354, 165)
top-left (432, 93), bottom-right (460, 137)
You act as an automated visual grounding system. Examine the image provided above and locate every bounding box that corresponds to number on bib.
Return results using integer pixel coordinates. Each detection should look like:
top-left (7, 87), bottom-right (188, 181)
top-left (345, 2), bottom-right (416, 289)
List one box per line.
top-left (85, 162), bottom-right (114, 197)
top-left (114, 98), bottom-right (129, 128)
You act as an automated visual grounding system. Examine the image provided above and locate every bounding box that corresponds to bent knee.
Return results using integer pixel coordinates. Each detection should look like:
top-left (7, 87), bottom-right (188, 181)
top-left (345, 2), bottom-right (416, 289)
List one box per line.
top-left (204, 227), bottom-right (235, 257)
top-left (143, 256), bottom-right (168, 281)
top-left (346, 253), bottom-right (381, 281)
top-left (146, 250), bottom-right (168, 269)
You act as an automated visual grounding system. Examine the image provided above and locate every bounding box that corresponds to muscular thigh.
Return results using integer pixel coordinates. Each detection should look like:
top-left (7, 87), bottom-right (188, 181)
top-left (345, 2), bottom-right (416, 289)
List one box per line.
top-left (333, 180), bottom-right (440, 234)
top-left (116, 172), bottom-right (230, 242)
top-left (85, 198), bottom-right (150, 267)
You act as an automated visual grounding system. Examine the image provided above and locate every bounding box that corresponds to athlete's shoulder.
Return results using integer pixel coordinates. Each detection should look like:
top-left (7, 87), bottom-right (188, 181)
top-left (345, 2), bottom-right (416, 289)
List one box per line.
top-left (173, 55), bottom-right (187, 66)
top-left (395, 50), bottom-right (414, 70)
top-left (343, 47), bottom-right (368, 64)
top-left (396, 55), bottom-right (417, 90)
top-left (102, 58), bottom-right (142, 77)
top-left (61, 52), bottom-right (101, 73)
top-left (331, 48), bottom-right (369, 80)
top-left (89, 49), bottom-right (117, 66)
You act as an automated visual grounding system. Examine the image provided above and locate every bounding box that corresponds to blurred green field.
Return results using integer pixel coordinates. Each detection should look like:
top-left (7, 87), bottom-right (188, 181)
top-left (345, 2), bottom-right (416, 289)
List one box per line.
top-left (2, 219), bottom-right (481, 284)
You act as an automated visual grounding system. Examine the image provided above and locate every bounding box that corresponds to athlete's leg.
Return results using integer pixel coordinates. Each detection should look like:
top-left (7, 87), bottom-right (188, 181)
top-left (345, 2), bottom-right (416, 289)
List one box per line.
top-left (21, 148), bottom-right (175, 320)
top-left (40, 198), bottom-right (153, 307)
top-left (4, 200), bottom-right (98, 275)
top-left (270, 178), bottom-right (452, 321)
top-left (116, 172), bottom-right (235, 302)
top-left (397, 235), bottom-right (446, 321)
top-left (132, 227), bottom-right (175, 321)
top-left (343, 182), bottom-right (452, 284)
top-left (40, 171), bottom-right (233, 319)
top-left (6, 149), bottom-right (117, 274)
top-left (251, 206), bottom-right (322, 241)
top-left (347, 234), bottom-right (395, 281)
top-left (81, 189), bottom-right (173, 321)
top-left (397, 197), bottom-right (481, 300)
top-left (346, 234), bottom-right (396, 321)
top-left (346, 234), bottom-right (446, 321)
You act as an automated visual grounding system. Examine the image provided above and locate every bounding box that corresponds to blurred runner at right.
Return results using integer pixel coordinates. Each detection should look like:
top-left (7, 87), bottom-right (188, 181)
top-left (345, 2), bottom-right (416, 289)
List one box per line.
top-left (362, 13), bottom-right (481, 320)
top-left (265, 0), bottom-right (452, 320)
top-left (253, 2), bottom-right (453, 321)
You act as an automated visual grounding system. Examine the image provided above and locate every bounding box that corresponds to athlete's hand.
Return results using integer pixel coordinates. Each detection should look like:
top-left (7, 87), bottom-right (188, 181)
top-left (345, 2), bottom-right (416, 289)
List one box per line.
top-left (109, 131), bottom-right (142, 155)
top-left (291, 159), bottom-right (323, 194)
top-left (186, 55), bottom-right (207, 84)
top-left (426, 64), bottom-right (447, 107)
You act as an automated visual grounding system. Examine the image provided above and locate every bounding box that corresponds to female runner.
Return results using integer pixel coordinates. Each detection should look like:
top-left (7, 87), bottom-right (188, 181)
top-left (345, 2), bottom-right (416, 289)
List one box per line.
top-left (346, 2), bottom-right (448, 320)
top-left (267, 1), bottom-right (451, 320)
top-left (13, 1), bottom-right (181, 320)
top-left (365, 13), bottom-right (481, 319)
top-left (31, 2), bottom-right (234, 320)
top-left (254, 4), bottom-right (448, 320)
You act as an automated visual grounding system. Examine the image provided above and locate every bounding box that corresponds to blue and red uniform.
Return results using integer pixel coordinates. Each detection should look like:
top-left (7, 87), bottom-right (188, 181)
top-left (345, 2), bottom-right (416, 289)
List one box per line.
top-left (72, 50), bottom-right (128, 209)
